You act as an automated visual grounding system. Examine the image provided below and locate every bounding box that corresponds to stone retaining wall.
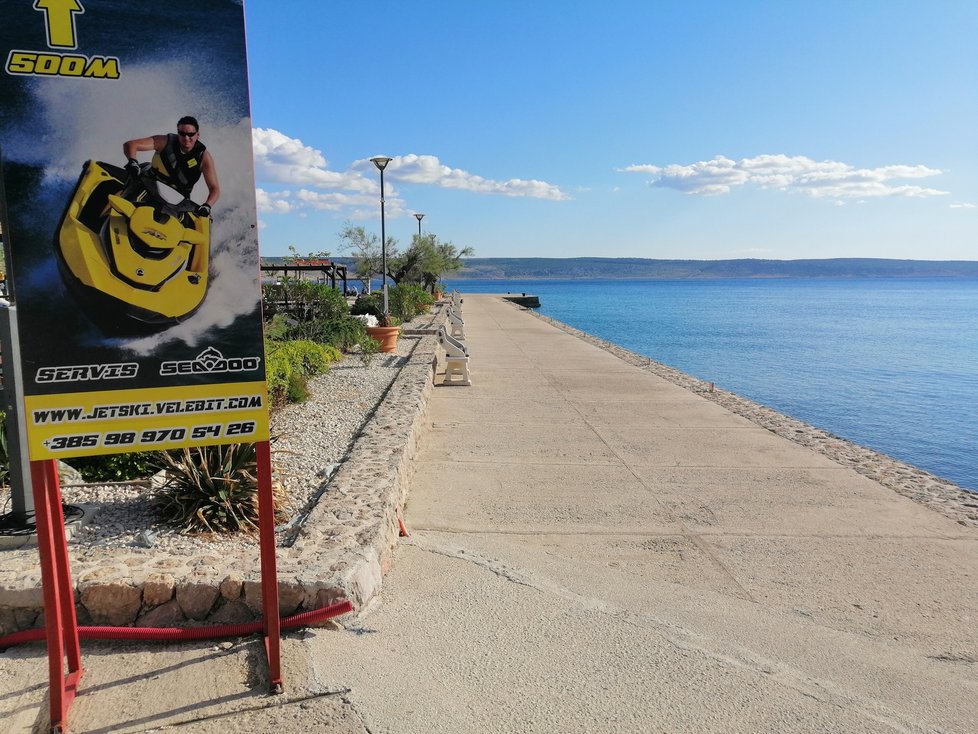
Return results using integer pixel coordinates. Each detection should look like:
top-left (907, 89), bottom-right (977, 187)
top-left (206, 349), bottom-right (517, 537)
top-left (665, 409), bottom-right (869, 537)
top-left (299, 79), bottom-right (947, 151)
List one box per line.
top-left (0, 329), bottom-right (440, 636)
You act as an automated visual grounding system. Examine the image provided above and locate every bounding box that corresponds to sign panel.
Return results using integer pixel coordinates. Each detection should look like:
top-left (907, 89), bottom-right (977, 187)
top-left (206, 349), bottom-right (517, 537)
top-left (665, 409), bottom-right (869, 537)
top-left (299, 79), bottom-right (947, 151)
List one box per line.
top-left (0, 1), bottom-right (269, 459)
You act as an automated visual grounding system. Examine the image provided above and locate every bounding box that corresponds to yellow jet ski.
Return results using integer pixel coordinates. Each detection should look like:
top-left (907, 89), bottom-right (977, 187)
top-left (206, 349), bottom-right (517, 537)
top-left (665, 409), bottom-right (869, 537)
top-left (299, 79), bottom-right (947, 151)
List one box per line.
top-left (56, 159), bottom-right (210, 331)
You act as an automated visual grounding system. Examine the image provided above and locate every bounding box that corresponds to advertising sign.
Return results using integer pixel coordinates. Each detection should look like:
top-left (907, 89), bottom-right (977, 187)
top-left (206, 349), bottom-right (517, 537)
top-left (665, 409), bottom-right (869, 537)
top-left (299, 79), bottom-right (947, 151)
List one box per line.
top-left (0, 1), bottom-right (269, 460)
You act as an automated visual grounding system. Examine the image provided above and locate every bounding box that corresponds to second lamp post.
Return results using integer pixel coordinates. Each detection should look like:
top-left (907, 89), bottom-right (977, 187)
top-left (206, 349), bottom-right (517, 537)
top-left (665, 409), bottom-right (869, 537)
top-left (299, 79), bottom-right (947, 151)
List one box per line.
top-left (370, 155), bottom-right (392, 315)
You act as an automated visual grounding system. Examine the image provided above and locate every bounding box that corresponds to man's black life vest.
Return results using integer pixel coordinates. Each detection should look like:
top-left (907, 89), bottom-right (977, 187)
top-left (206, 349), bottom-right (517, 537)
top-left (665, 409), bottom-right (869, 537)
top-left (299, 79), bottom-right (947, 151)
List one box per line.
top-left (151, 133), bottom-right (207, 198)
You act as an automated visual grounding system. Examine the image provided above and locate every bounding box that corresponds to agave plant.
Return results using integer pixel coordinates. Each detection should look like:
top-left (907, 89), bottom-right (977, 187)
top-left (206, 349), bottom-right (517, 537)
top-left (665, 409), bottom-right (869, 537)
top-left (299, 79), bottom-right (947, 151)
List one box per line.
top-left (152, 442), bottom-right (289, 534)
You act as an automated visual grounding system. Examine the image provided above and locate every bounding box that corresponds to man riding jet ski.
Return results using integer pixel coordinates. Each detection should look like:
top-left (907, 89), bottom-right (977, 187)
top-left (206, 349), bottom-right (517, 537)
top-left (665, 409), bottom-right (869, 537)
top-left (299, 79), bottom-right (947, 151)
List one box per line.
top-left (123, 115), bottom-right (220, 216)
top-left (56, 117), bottom-right (220, 332)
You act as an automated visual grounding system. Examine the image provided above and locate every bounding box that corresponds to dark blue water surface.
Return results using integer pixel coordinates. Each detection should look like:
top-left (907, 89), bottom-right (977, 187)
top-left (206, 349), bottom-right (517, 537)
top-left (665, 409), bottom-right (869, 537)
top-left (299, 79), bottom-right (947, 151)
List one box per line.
top-left (445, 278), bottom-right (978, 492)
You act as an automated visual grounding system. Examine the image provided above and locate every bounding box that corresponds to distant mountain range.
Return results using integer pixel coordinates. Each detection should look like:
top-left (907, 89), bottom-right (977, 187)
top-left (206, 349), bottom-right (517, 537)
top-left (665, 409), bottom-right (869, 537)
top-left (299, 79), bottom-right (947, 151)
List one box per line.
top-left (450, 257), bottom-right (978, 279)
top-left (259, 257), bottom-right (978, 280)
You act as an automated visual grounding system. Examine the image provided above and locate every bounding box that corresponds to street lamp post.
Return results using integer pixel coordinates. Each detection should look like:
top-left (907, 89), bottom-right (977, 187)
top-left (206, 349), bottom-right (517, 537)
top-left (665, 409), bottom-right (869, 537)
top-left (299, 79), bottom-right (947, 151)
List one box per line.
top-left (370, 156), bottom-right (392, 315)
top-left (414, 212), bottom-right (425, 243)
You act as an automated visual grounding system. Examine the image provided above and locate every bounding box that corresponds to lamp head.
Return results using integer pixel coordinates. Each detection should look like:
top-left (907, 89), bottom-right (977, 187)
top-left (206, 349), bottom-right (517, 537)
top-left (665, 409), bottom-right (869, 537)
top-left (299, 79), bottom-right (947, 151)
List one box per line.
top-left (370, 156), bottom-right (392, 171)
top-left (414, 213), bottom-right (425, 222)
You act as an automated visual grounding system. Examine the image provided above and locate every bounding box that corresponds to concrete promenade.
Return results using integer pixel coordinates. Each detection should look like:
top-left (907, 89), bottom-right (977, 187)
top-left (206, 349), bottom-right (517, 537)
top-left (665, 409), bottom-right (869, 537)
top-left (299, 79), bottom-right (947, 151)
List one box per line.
top-left (2, 294), bottom-right (976, 732)
top-left (316, 294), bottom-right (978, 733)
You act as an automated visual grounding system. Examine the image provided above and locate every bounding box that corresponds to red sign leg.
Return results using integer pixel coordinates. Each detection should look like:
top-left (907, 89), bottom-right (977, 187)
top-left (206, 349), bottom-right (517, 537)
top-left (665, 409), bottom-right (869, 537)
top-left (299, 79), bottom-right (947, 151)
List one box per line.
top-left (30, 459), bottom-right (83, 732)
top-left (255, 440), bottom-right (283, 692)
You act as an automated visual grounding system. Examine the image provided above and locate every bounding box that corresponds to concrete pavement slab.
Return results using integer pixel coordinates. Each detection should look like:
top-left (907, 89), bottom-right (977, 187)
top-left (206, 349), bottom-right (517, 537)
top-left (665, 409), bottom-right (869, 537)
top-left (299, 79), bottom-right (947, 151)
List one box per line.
top-left (408, 461), bottom-right (684, 534)
top-left (570, 395), bottom-right (758, 429)
top-left (443, 369), bottom-right (567, 400)
top-left (366, 295), bottom-right (978, 732)
top-left (422, 420), bottom-right (622, 465)
top-left (594, 425), bottom-right (844, 468)
top-left (0, 636), bottom-right (367, 734)
top-left (530, 353), bottom-right (642, 372)
top-left (706, 534), bottom-right (978, 649)
top-left (428, 394), bottom-right (576, 423)
top-left (315, 539), bottom-right (973, 734)
top-left (540, 368), bottom-right (709, 399)
top-left (633, 466), bottom-right (970, 536)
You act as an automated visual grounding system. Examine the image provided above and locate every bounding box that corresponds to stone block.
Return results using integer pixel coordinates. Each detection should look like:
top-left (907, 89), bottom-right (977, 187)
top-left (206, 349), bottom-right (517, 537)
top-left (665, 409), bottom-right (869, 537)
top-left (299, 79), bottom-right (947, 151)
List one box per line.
top-left (136, 599), bottom-right (185, 627)
top-left (278, 581), bottom-right (305, 617)
top-left (302, 584), bottom-right (347, 612)
top-left (242, 580), bottom-right (263, 612)
top-left (80, 581), bottom-right (141, 626)
top-left (220, 574), bottom-right (244, 600)
top-left (175, 582), bottom-right (220, 621)
top-left (209, 599), bottom-right (254, 625)
top-left (0, 583), bottom-right (44, 609)
top-left (0, 606), bottom-right (39, 637)
top-left (142, 573), bottom-right (175, 608)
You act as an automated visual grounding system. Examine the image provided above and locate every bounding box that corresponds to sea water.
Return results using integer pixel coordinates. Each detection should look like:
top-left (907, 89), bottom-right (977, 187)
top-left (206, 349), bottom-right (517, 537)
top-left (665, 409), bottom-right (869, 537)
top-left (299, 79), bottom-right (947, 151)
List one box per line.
top-left (444, 278), bottom-right (978, 492)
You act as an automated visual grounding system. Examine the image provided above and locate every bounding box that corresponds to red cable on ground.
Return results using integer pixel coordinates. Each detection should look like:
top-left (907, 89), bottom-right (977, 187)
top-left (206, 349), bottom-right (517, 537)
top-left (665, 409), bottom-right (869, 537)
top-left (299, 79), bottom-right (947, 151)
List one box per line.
top-left (0, 599), bottom-right (353, 650)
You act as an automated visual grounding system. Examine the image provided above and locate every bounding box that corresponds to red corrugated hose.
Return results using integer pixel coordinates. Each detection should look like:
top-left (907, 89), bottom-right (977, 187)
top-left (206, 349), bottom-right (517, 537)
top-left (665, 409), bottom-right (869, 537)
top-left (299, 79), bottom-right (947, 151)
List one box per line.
top-left (0, 599), bottom-right (353, 649)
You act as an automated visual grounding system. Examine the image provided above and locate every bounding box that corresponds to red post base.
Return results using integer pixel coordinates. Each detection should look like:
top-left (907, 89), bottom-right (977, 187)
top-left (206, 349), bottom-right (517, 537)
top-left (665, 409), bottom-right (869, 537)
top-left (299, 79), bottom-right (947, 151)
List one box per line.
top-left (256, 439), bottom-right (283, 691)
top-left (30, 459), bottom-right (83, 733)
top-left (28, 440), bottom-right (285, 731)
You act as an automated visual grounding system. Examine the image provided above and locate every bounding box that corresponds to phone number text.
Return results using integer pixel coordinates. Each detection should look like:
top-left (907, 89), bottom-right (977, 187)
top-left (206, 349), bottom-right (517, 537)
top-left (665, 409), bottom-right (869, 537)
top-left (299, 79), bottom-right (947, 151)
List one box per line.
top-left (41, 422), bottom-right (257, 451)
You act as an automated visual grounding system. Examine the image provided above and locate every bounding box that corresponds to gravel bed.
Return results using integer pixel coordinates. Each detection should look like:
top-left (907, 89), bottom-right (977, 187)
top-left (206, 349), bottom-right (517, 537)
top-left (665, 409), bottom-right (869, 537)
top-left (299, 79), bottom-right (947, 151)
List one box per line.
top-left (0, 346), bottom-right (410, 554)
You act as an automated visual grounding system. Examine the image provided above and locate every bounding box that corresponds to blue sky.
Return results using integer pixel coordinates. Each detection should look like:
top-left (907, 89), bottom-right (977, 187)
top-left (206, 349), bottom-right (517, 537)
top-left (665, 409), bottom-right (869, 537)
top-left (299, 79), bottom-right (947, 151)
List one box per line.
top-left (244, 1), bottom-right (977, 261)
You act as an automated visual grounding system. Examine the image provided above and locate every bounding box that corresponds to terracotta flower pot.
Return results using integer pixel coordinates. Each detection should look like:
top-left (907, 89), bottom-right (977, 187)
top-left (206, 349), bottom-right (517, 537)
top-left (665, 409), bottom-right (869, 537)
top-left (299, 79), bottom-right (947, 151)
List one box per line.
top-left (366, 325), bottom-right (400, 353)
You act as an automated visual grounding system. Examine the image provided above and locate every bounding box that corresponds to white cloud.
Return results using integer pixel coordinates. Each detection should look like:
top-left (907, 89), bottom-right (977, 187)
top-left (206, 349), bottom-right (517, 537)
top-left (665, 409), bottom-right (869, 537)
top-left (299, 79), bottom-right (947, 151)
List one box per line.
top-left (294, 189), bottom-right (378, 211)
top-left (950, 201), bottom-right (976, 209)
top-left (252, 128), bottom-right (374, 192)
top-left (251, 130), bottom-right (571, 219)
top-left (255, 188), bottom-right (293, 214)
top-left (356, 154), bottom-right (571, 201)
top-left (622, 154), bottom-right (949, 200)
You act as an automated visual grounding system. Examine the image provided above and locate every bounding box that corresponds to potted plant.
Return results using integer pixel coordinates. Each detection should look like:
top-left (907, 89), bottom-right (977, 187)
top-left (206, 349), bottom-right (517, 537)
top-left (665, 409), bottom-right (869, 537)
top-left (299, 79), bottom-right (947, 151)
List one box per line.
top-left (365, 312), bottom-right (402, 353)
top-left (352, 293), bottom-right (402, 353)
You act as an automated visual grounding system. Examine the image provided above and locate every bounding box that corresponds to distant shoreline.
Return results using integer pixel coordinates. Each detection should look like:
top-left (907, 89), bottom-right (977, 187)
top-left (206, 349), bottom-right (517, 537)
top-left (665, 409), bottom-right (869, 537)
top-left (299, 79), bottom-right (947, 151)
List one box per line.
top-left (260, 256), bottom-right (978, 281)
top-left (445, 273), bottom-right (978, 281)
top-left (448, 257), bottom-right (978, 280)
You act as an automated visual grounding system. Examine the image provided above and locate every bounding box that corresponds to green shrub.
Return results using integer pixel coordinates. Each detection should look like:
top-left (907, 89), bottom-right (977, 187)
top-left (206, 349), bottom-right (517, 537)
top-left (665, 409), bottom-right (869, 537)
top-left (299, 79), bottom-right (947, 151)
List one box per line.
top-left (286, 377), bottom-right (309, 403)
top-left (265, 339), bottom-right (338, 405)
top-left (67, 451), bottom-right (162, 483)
top-left (389, 283), bottom-right (434, 322)
top-left (301, 281), bottom-right (349, 320)
top-left (358, 332), bottom-right (380, 366)
top-left (283, 317), bottom-right (368, 352)
top-left (264, 280), bottom-right (348, 322)
top-left (352, 285), bottom-right (432, 323)
top-left (152, 442), bottom-right (289, 534)
top-left (350, 292), bottom-right (403, 327)
top-left (350, 292), bottom-right (383, 318)
top-left (263, 312), bottom-right (293, 341)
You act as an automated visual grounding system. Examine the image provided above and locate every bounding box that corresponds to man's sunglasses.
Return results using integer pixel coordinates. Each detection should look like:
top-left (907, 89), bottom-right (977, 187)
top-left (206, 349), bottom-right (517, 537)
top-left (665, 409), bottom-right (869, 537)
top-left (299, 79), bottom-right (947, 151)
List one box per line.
top-left (177, 130), bottom-right (197, 137)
